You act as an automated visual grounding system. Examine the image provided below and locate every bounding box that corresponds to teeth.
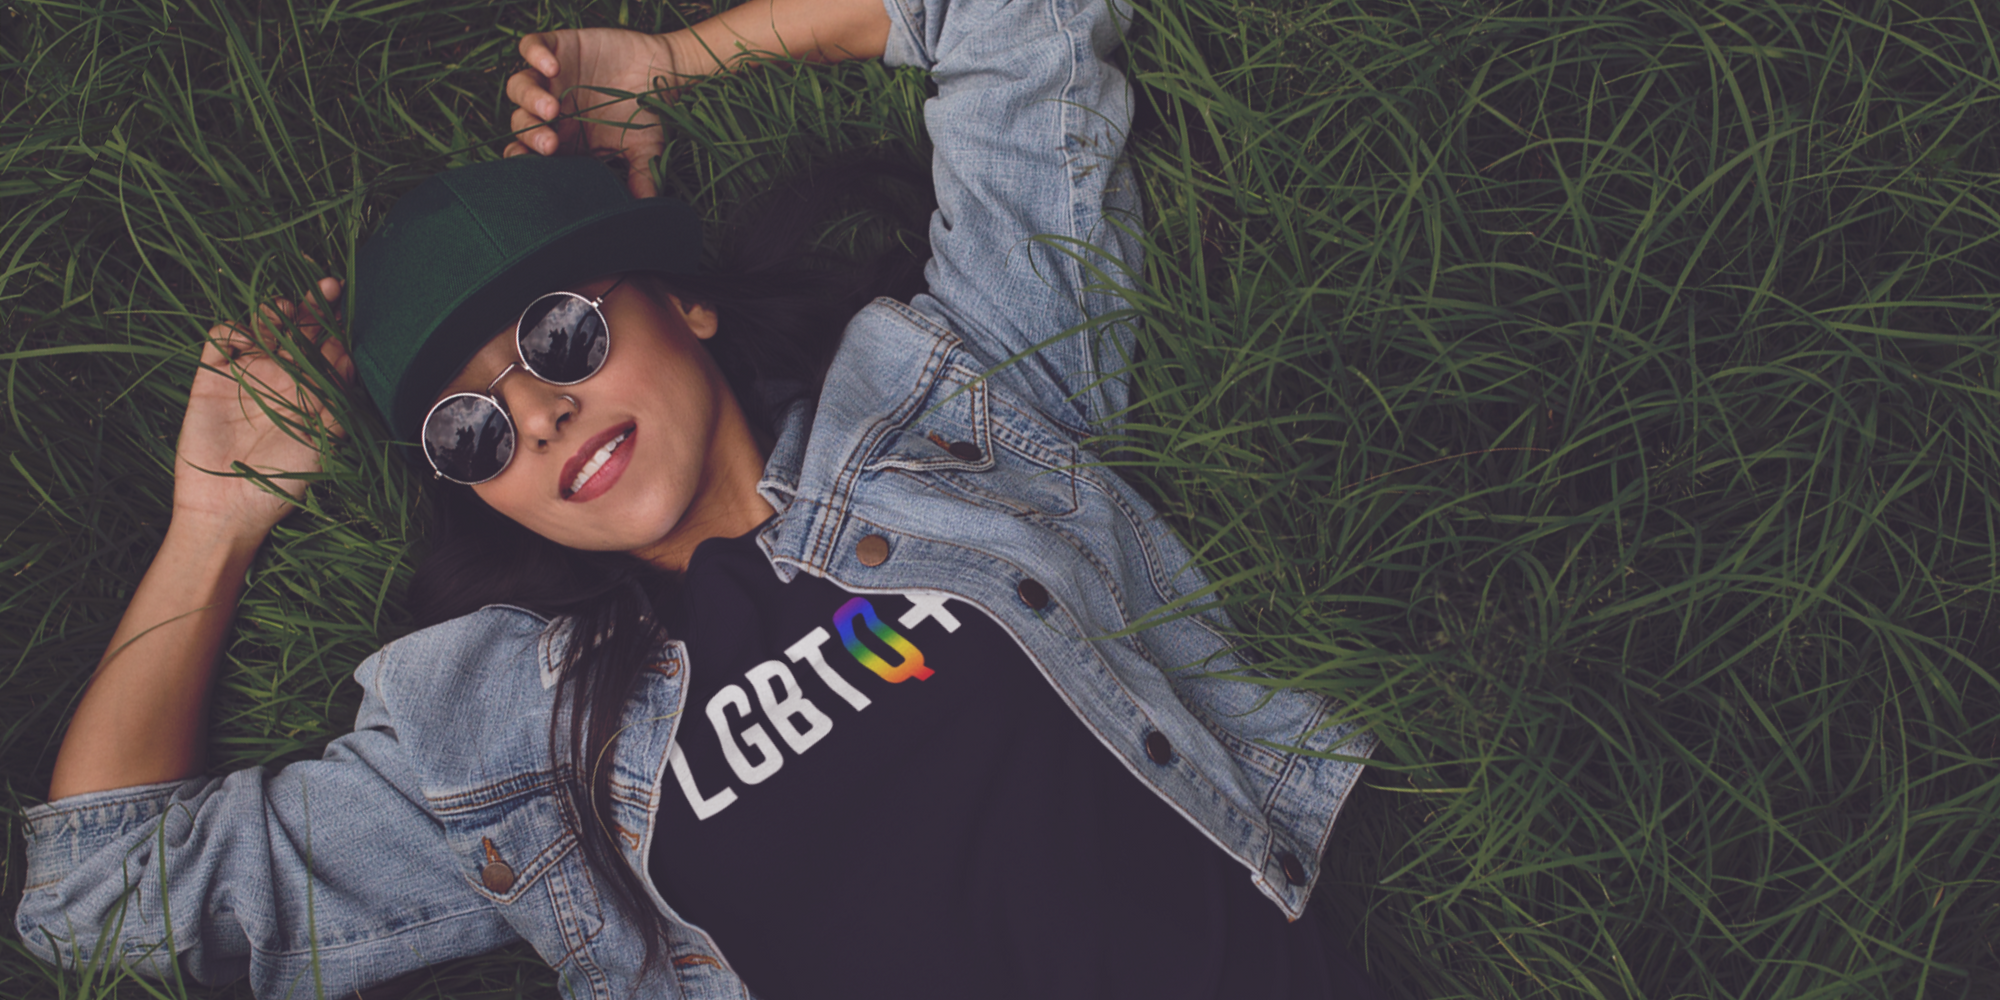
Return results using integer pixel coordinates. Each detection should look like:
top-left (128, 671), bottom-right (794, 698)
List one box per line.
top-left (570, 430), bottom-right (630, 495)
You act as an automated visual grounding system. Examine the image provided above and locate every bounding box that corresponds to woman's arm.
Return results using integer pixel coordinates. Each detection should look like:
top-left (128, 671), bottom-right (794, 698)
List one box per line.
top-left (880, 0), bottom-right (1144, 436)
top-left (22, 284), bottom-right (515, 996)
top-left (502, 0), bottom-right (1143, 435)
top-left (501, 0), bottom-right (892, 198)
top-left (21, 643), bottom-right (514, 997)
top-left (48, 278), bottom-right (351, 800)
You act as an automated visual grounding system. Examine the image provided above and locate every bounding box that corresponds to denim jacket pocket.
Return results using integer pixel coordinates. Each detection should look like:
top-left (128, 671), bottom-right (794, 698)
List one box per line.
top-left (430, 772), bottom-right (579, 907)
top-left (864, 360), bottom-right (994, 475)
top-left (874, 368), bottom-right (1085, 518)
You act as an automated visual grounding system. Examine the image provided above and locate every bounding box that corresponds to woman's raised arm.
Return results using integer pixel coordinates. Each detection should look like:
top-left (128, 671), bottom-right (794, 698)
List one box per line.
top-left (502, 0), bottom-right (1143, 437)
top-left (883, 0), bottom-right (1144, 436)
top-left (47, 278), bottom-right (352, 800)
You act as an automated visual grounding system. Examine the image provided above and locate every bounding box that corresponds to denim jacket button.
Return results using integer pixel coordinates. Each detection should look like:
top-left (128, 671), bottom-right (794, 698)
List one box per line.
top-left (1016, 578), bottom-right (1050, 610)
top-left (1276, 850), bottom-right (1307, 887)
top-left (947, 440), bottom-right (983, 462)
top-left (856, 534), bottom-right (890, 566)
top-left (479, 836), bottom-right (517, 893)
top-left (481, 861), bottom-right (516, 894)
top-left (1144, 730), bottom-right (1173, 765)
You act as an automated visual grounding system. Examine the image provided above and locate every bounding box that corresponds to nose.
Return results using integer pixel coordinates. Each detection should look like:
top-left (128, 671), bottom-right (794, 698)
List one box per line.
top-left (495, 374), bottom-right (577, 450)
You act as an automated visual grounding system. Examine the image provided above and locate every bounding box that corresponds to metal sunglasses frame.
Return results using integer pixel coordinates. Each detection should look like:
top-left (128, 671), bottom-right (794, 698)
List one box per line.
top-left (420, 275), bottom-right (628, 484)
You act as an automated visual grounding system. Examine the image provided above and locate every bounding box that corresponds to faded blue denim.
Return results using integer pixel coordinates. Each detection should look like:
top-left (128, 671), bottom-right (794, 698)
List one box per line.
top-left (15, 0), bottom-right (1375, 995)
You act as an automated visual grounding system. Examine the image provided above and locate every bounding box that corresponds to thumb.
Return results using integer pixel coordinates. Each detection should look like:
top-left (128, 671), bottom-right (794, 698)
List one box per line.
top-left (626, 160), bottom-right (659, 199)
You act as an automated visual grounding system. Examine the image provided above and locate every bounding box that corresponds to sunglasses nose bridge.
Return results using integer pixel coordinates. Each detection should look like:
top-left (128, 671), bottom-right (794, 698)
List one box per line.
top-left (483, 361), bottom-right (522, 398)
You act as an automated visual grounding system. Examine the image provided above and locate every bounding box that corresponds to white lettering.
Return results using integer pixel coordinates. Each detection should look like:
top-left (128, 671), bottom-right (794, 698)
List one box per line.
top-left (785, 627), bottom-right (872, 711)
top-left (669, 742), bottom-right (737, 820)
top-left (747, 661), bottom-right (834, 754)
top-left (900, 591), bottom-right (962, 632)
top-left (707, 684), bottom-right (782, 784)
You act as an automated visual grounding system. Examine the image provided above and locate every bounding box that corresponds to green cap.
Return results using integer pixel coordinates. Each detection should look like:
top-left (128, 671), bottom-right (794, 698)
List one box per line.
top-left (352, 156), bottom-right (700, 445)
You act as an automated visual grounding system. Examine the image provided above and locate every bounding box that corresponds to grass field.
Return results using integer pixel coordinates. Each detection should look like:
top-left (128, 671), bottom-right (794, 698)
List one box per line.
top-left (4, 0), bottom-right (1998, 997)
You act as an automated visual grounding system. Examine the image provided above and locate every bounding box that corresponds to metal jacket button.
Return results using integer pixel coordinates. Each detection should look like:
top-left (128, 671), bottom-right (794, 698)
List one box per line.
top-left (1016, 578), bottom-right (1050, 610)
top-left (948, 441), bottom-right (983, 462)
top-left (480, 837), bottom-right (516, 893)
top-left (1276, 849), bottom-right (1307, 887)
top-left (1144, 731), bottom-right (1174, 765)
top-left (481, 861), bottom-right (516, 894)
top-left (856, 534), bottom-right (890, 567)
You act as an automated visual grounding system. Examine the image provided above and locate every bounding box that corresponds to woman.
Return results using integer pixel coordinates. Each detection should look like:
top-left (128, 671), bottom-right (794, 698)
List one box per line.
top-left (16, 0), bottom-right (1378, 996)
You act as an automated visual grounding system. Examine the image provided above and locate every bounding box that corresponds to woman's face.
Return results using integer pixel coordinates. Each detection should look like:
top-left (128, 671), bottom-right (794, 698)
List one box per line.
top-left (430, 274), bottom-right (773, 569)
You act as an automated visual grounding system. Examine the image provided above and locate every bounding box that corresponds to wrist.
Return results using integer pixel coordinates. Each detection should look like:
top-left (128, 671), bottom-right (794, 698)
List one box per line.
top-left (668, 0), bottom-right (891, 73)
top-left (660, 24), bottom-right (726, 79)
top-left (162, 509), bottom-right (272, 564)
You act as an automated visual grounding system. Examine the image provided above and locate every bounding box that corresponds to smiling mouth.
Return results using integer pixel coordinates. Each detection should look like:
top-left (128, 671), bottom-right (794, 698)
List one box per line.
top-left (570, 429), bottom-right (631, 493)
top-left (561, 423), bottom-right (636, 500)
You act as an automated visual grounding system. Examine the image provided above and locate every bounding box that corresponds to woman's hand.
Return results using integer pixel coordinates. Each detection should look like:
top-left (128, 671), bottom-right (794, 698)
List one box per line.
top-left (505, 30), bottom-right (683, 199)
top-left (174, 276), bottom-right (353, 543)
top-left (502, 1), bottom-right (891, 200)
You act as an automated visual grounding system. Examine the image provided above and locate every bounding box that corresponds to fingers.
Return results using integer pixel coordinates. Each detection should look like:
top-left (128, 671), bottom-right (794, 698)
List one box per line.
top-left (509, 106), bottom-right (559, 156)
top-left (506, 62), bottom-right (562, 123)
top-left (507, 35), bottom-right (563, 159)
top-left (200, 279), bottom-right (350, 372)
top-left (296, 277), bottom-right (343, 336)
top-left (306, 280), bottom-right (355, 383)
top-left (256, 277), bottom-right (345, 343)
top-left (199, 321), bottom-right (253, 368)
top-left (517, 31), bottom-right (562, 82)
top-left (626, 162), bottom-right (659, 199)
top-left (249, 298), bottom-right (307, 360)
top-left (319, 330), bottom-right (357, 384)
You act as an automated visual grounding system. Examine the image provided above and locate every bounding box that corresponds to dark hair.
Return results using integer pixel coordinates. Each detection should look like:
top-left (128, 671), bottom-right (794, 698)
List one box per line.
top-left (405, 153), bottom-right (933, 971)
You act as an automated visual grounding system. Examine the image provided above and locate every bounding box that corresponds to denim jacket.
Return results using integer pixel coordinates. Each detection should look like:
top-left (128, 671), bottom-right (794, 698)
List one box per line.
top-left (15, 0), bottom-right (1374, 995)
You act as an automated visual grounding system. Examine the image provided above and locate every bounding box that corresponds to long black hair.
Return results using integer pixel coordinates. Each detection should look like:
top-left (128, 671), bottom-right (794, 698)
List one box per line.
top-left (404, 153), bottom-right (933, 971)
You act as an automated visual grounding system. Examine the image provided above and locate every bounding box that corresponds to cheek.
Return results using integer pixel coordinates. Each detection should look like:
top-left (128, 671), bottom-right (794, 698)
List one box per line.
top-left (468, 475), bottom-right (546, 532)
top-left (607, 347), bottom-right (725, 442)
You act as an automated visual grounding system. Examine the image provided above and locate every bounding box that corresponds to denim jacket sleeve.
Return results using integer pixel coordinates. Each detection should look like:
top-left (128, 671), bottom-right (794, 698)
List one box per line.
top-left (882, 0), bottom-right (1143, 438)
top-left (13, 648), bottom-right (515, 997)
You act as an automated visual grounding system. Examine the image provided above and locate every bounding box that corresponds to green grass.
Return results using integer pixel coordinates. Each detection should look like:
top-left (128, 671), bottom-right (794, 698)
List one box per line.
top-left (3, 0), bottom-right (1997, 997)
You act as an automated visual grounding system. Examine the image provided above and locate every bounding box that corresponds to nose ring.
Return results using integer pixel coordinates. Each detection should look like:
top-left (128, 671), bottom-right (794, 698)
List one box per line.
top-left (538, 395), bottom-right (582, 449)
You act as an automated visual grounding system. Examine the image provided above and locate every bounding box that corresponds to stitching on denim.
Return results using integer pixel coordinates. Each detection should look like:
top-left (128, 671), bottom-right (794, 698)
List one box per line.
top-left (985, 393), bottom-right (1080, 468)
top-left (427, 770), bottom-right (559, 813)
top-left (1086, 468), bottom-right (1245, 656)
top-left (816, 358), bottom-right (914, 563)
top-left (247, 903), bottom-right (509, 960)
top-left (814, 332), bottom-right (953, 569)
top-left (862, 366), bottom-right (995, 474)
top-left (909, 455), bottom-right (1080, 518)
top-left (460, 823), bottom-right (576, 907)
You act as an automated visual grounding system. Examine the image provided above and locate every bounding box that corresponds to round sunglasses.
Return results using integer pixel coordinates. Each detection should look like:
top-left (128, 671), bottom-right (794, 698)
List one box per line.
top-left (421, 276), bottom-right (627, 484)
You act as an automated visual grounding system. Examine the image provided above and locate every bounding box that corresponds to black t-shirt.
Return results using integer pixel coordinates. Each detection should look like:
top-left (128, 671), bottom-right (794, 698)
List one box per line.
top-left (648, 528), bottom-right (1331, 998)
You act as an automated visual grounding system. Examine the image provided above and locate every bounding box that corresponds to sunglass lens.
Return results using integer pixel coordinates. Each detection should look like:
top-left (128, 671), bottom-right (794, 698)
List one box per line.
top-left (424, 394), bottom-right (515, 484)
top-left (518, 294), bottom-right (608, 385)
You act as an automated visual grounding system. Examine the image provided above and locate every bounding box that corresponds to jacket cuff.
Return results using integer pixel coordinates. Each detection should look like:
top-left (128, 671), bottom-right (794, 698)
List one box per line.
top-left (20, 779), bottom-right (199, 893)
top-left (879, 0), bottom-right (934, 70)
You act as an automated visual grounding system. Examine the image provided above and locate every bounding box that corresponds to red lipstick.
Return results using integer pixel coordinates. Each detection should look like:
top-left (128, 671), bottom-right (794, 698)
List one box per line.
top-left (561, 422), bottom-right (636, 502)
